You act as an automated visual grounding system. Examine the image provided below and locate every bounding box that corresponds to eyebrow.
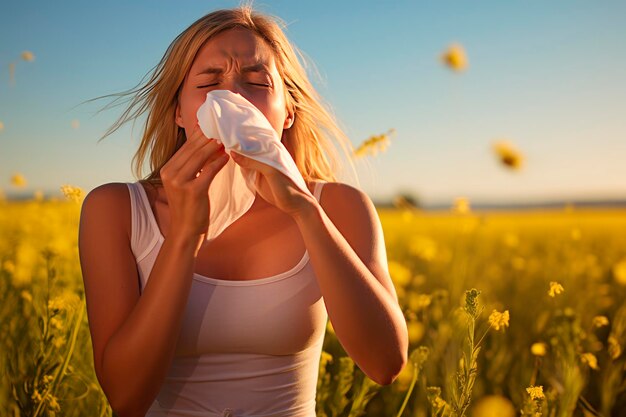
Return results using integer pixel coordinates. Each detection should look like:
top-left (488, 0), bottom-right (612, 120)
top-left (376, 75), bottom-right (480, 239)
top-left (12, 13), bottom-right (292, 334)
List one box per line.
top-left (194, 62), bottom-right (269, 76)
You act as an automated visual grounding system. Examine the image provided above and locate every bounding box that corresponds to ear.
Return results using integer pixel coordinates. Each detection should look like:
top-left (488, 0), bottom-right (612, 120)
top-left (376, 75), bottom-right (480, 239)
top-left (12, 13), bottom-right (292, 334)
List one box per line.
top-left (175, 101), bottom-right (184, 128)
top-left (283, 108), bottom-right (295, 130)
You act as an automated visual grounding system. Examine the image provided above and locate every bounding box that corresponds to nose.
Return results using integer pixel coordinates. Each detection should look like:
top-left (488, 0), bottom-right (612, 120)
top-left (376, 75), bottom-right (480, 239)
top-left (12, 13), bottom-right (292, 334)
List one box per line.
top-left (220, 77), bottom-right (245, 96)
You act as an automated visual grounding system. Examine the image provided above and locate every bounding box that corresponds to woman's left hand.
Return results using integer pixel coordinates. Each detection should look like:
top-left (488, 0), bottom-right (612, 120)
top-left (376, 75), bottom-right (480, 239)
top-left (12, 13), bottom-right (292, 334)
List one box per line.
top-left (230, 151), bottom-right (316, 219)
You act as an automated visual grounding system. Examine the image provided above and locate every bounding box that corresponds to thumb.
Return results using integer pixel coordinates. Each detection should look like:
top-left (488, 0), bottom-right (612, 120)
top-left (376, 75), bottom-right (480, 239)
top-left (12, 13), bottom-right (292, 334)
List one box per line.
top-left (231, 151), bottom-right (254, 168)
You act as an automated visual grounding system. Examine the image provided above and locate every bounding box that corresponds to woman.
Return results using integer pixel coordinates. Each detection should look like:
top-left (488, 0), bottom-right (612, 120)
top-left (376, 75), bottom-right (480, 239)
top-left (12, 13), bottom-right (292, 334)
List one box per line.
top-left (78, 5), bottom-right (408, 417)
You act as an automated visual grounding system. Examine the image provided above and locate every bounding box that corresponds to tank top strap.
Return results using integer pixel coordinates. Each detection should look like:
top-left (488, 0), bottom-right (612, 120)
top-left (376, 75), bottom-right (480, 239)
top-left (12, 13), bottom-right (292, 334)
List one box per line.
top-left (125, 182), bottom-right (161, 262)
top-left (313, 180), bottom-right (327, 202)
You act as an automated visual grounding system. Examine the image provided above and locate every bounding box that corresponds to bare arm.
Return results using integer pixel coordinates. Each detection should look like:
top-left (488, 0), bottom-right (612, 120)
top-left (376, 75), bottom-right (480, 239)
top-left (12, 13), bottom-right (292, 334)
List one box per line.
top-left (292, 182), bottom-right (408, 386)
top-left (79, 183), bottom-right (201, 416)
top-left (79, 125), bottom-right (229, 416)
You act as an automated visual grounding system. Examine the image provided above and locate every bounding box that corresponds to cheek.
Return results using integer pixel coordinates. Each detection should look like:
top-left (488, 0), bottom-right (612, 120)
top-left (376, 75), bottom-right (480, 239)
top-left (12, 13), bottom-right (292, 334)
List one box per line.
top-left (177, 91), bottom-right (206, 140)
top-left (256, 93), bottom-right (286, 135)
top-left (182, 91), bottom-right (208, 125)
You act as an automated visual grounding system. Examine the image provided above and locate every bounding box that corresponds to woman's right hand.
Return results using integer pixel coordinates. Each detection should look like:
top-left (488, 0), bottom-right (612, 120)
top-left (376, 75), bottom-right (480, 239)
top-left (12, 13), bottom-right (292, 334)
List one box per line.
top-left (159, 123), bottom-right (230, 247)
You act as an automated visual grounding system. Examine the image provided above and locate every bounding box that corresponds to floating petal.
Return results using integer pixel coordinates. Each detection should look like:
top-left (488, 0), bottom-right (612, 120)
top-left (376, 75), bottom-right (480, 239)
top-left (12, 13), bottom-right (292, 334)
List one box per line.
top-left (11, 173), bottom-right (27, 187)
top-left (440, 43), bottom-right (468, 72)
top-left (21, 51), bottom-right (35, 62)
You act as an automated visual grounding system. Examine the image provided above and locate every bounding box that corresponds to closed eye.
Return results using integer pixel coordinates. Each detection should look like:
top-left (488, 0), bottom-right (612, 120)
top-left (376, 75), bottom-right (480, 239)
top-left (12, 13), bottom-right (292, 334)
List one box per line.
top-left (197, 83), bottom-right (271, 88)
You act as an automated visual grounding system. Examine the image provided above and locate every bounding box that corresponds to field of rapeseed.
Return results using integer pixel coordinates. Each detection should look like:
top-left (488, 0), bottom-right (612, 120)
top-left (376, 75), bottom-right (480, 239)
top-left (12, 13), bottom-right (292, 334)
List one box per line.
top-left (1, 193), bottom-right (625, 416)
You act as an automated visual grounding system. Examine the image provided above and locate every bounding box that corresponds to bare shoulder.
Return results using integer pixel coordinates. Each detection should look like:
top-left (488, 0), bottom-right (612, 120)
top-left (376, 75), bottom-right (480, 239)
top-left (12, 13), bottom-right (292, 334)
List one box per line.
top-left (318, 181), bottom-right (376, 218)
top-left (83, 182), bottom-right (131, 203)
top-left (81, 182), bottom-right (132, 240)
top-left (316, 181), bottom-right (382, 250)
top-left (316, 181), bottom-right (397, 301)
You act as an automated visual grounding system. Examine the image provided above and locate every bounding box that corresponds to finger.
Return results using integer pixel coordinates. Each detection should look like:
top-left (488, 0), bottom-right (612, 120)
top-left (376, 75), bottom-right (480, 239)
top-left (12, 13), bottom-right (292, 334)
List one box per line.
top-left (178, 141), bottom-right (226, 181)
top-left (189, 123), bottom-right (205, 141)
top-left (165, 138), bottom-right (213, 175)
top-left (232, 152), bottom-right (270, 175)
top-left (173, 123), bottom-right (221, 169)
top-left (165, 125), bottom-right (220, 174)
top-left (195, 151), bottom-right (230, 187)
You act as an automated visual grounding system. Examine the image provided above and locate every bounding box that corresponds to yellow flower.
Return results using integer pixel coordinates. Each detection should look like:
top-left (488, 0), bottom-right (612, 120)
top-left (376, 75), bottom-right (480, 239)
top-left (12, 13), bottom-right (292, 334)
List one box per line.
top-left (0, 121), bottom-right (4, 131)
top-left (60, 184), bottom-right (85, 202)
top-left (488, 309), bottom-right (510, 331)
top-left (472, 395), bottom-right (516, 417)
top-left (48, 297), bottom-right (66, 312)
top-left (512, 256), bottom-right (526, 271)
top-left (409, 235), bottom-right (438, 262)
top-left (387, 260), bottom-right (412, 287)
top-left (21, 51), bottom-right (35, 62)
top-left (548, 281), bottom-right (564, 297)
top-left (592, 316), bottom-right (609, 328)
top-left (49, 316), bottom-right (64, 330)
top-left (395, 360), bottom-right (415, 390)
top-left (31, 389), bottom-right (43, 403)
top-left (613, 259), bottom-right (626, 286)
top-left (426, 387), bottom-right (450, 414)
top-left (401, 210), bottom-right (414, 222)
top-left (608, 335), bottom-right (621, 360)
top-left (354, 129), bottom-right (394, 158)
top-left (52, 337), bottom-right (66, 349)
top-left (440, 43), bottom-right (468, 71)
top-left (530, 342), bottom-right (547, 357)
top-left (407, 320), bottom-right (425, 344)
top-left (47, 394), bottom-right (61, 412)
top-left (452, 197), bottom-right (470, 214)
top-left (526, 385), bottom-right (544, 400)
top-left (48, 292), bottom-right (80, 313)
top-left (320, 351), bottom-right (333, 368)
top-left (408, 293), bottom-right (432, 312)
top-left (33, 189), bottom-right (44, 201)
top-left (20, 290), bottom-right (33, 303)
top-left (434, 396), bottom-right (448, 410)
top-left (580, 352), bottom-right (599, 370)
top-left (3, 260), bottom-right (15, 273)
top-left (70, 119), bottom-right (80, 129)
top-left (326, 319), bottom-right (334, 334)
top-left (492, 140), bottom-right (524, 170)
top-left (11, 173), bottom-right (27, 187)
top-left (503, 233), bottom-right (519, 248)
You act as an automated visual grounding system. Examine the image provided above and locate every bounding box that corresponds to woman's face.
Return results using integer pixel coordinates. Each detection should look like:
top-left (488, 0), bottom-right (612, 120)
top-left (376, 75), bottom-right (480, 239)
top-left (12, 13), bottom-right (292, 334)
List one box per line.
top-left (175, 27), bottom-right (293, 141)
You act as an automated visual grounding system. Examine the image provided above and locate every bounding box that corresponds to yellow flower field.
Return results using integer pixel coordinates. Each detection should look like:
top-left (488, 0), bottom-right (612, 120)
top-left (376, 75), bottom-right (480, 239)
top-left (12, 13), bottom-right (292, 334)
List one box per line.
top-left (1, 198), bottom-right (625, 416)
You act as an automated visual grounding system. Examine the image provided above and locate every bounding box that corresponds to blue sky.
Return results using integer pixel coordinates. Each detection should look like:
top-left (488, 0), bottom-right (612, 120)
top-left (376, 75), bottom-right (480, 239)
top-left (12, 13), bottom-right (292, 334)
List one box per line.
top-left (1, 0), bottom-right (625, 204)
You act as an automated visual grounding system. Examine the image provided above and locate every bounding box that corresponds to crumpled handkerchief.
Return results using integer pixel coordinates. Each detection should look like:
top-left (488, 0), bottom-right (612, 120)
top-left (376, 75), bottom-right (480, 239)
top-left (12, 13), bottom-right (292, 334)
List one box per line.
top-left (196, 89), bottom-right (312, 241)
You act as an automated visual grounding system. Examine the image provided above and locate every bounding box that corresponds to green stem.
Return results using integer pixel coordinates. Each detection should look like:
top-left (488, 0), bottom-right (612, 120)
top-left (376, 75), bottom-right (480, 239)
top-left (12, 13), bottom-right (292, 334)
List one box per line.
top-left (396, 364), bottom-right (419, 417)
top-left (474, 324), bottom-right (491, 349)
top-left (33, 303), bottom-right (84, 417)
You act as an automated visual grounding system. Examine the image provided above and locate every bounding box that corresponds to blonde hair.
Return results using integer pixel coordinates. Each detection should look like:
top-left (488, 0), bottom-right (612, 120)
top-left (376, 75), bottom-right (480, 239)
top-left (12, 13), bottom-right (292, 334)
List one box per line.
top-left (89, 3), bottom-right (358, 187)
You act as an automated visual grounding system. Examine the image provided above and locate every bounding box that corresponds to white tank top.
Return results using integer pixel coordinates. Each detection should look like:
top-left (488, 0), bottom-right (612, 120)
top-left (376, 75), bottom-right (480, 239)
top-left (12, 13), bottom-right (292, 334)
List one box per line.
top-left (125, 181), bottom-right (329, 417)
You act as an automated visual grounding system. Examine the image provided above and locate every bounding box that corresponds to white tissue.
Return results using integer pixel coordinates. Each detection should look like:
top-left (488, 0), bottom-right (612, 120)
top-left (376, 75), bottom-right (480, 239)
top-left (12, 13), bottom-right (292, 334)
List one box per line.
top-left (196, 90), bottom-right (312, 241)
